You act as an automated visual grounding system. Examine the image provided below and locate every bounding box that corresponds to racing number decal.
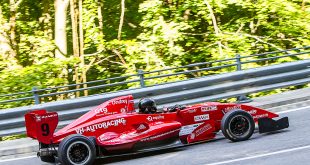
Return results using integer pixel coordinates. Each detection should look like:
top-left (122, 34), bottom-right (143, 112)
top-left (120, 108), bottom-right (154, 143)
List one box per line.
top-left (41, 123), bottom-right (50, 136)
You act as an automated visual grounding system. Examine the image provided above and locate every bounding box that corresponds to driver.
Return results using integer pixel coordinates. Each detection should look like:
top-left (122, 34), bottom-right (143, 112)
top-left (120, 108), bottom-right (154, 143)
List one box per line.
top-left (138, 98), bottom-right (157, 114)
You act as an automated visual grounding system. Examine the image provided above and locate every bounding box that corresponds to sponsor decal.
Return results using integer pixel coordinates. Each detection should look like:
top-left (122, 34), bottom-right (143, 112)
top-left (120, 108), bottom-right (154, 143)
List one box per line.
top-left (187, 109), bottom-right (197, 113)
top-left (194, 114), bottom-right (210, 122)
top-left (99, 135), bottom-right (110, 142)
top-left (41, 114), bottom-right (58, 119)
top-left (137, 124), bottom-right (147, 131)
top-left (35, 116), bottom-right (41, 122)
top-left (248, 109), bottom-right (257, 115)
top-left (179, 123), bottom-right (203, 136)
top-left (111, 99), bottom-right (127, 105)
top-left (141, 129), bottom-right (180, 142)
top-left (120, 108), bottom-right (126, 113)
top-left (35, 114), bottom-right (58, 122)
top-left (201, 106), bottom-right (217, 112)
top-left (75, 118), bottom-right (126, 134)
top-left (190, 133), bottom-right (195, 140)
top-left (95, 107), bottom-right (108, 114)
top-left (253, 114), bottom-right (268, 119)
top-left (223, 105), bottom-right (241, 113)
top-left (195, 124), bottom-right (212, 137)
top-left (147, 115), bottom-right (164, 121)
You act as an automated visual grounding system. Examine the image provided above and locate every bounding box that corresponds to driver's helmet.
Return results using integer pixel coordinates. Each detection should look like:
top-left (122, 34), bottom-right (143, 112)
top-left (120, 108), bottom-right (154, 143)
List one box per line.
top-left (138, 98), bottom-right (157, 114)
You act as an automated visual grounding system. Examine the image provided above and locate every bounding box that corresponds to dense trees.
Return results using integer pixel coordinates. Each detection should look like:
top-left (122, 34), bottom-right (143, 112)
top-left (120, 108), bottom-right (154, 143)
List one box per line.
top-left (0, 0), bottom-right (309, 107)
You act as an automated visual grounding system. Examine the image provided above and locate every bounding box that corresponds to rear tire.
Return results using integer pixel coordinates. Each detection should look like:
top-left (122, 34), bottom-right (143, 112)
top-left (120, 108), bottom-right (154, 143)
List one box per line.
top-left (221, 110), bottom-right (255, 142)
top-left (58, 135), bottom-right (96, 165)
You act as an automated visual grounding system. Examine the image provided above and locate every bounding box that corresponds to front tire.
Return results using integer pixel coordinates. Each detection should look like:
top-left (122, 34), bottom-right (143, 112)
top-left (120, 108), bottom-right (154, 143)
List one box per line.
top-left (221, 110), bottom-right (255, 142)
top-left (58, 135), bottom-right (96, 165)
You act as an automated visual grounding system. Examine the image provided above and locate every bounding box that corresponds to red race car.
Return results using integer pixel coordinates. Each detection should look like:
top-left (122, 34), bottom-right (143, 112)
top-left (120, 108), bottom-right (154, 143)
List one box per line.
top-left (25, 95), bottom-right (289, 165)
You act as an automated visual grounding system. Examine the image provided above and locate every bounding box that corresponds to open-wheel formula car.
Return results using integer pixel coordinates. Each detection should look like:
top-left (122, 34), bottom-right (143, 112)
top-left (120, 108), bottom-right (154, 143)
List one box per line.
top-left (25, 95), bottom-right (289, 165)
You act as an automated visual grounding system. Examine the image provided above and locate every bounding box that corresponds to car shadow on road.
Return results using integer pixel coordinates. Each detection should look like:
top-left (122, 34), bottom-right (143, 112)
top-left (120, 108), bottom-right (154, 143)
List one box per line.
top-left (94, 147), bottom-right (186, 165)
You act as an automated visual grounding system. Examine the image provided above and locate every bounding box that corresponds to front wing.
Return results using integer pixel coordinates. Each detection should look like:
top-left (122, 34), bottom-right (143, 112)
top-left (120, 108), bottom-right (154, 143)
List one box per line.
top-left (258, 117), bottom-right (289, 133)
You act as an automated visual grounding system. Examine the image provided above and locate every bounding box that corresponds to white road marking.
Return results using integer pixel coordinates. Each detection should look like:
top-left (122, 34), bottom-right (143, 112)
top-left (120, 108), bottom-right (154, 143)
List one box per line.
top-left (204, 144), bottom-right (310, 165)
top-left (276, 105), bottom-right (310, 114)
top-left (0, 155), bottom-right (36, 163)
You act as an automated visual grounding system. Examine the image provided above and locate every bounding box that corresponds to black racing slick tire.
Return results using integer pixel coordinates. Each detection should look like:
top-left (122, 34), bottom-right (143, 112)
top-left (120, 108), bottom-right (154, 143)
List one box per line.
top-left (221, 110), bottom-right (255, 142)
top-left (58, 135), bottom-right (96, 165)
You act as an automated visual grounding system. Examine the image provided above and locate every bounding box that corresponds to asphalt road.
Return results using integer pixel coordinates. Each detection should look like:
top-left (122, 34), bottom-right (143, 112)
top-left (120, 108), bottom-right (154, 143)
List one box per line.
top-left (1, 106), bottom-right (310, 165)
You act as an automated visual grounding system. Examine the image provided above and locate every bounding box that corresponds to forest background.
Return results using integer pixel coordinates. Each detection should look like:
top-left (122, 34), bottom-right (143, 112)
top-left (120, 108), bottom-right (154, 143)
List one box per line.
top-left (0, 0), bottom-right (309, 109)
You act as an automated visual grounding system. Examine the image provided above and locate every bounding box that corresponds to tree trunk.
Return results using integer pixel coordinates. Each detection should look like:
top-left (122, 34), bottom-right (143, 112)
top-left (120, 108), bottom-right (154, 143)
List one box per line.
top-left (96, 0), bottom-right (104, 51)
top-left (0, 7), bottom-right (11, 60)
top-left (117, 0), bottom-right (125, 40)
top-left (54, 0), bottom-right (69, 100)
top-left (70, 0), bottom-right (80, 97)
top-left (302, 0), bottom-right (306, 11)
top-left (79, 0), bottom-right (87, 96)
top-left (54, 0), bottom-right (69, 58)
top-left (97, 0), bottom-right (103, 34)
top-left (204, 0), bottom-right (223, 57)
top-left (97, 0), bottom-right (104, 50)
top-left (42, 0), bottom-right (53, 40)
top-left (9, 0), bottom-right (18, 64)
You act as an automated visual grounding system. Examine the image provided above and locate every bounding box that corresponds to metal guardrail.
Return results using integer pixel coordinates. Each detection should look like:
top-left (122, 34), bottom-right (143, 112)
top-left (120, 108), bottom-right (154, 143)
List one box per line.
top-left (0, 46), bottom-right (309, 106)
top-left (0, 59), bottom-right (309, 137)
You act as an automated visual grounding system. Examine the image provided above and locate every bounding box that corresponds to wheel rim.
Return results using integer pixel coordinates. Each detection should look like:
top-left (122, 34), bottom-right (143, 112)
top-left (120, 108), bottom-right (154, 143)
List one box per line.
top-left (67, 141), bottom-right (91, 165)
top-left (228, 115), bottom-right (251, 137)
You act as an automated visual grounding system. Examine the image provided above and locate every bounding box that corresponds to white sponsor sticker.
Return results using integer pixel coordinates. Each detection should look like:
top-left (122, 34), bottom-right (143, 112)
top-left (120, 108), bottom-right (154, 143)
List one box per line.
top-left (111, 99), bottom-right (127, 105)
top-left (190, 133), bottom-right (195, 140)
top-left (248, 109), bottom-right (257, 115)
top-left (223, 105), bottom-right (242, 113)
top-left (195, 124), bottom-right (212, 137)
top-left (95, 107), bottom-right (108, 114)
top-left (201, 106), bottom-right (217, 112)
top-left (194, 114), bottom-right (210, 122)
top-left (147, 115), bottom-right (164, 121)
top-left (35, 114), bottom-right (57, 122)
top-left (35, 116), bottom-right (41, 122)
top-left (253, 114), bottom-right (268, 119)
top-left (137, 124), bottom-right (147, 130)
top-left (187, 109), bottom-right (197, 113)
top-left (120, 108), bottom-right (126, 113)
top-left (179, 123), bottom-right (203, 136)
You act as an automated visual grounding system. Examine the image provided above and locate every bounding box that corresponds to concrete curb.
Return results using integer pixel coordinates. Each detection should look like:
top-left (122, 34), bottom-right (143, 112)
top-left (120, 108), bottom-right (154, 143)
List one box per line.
top-left (247, 87), bottom-right (310, 109)
top-left (0, 138), bottom-right (38, 157)
top-left (0, 87), bottom-right (309, 157)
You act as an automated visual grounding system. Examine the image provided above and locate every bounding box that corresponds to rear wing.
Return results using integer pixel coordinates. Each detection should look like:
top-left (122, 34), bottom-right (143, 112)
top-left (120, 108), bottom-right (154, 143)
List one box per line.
top-left (25, 110), bottom-right (58, 144)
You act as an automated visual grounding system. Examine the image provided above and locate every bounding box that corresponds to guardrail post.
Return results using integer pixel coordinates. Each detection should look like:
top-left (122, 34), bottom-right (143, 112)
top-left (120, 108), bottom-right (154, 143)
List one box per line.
top-left (138, 69), bottom-right (145, 88)
top-left (236, 54), bottom-right (242, 71)
top-left (235, 54), bottom-right (252, 103)
top-left (32, 86), bottom-right (40, 104)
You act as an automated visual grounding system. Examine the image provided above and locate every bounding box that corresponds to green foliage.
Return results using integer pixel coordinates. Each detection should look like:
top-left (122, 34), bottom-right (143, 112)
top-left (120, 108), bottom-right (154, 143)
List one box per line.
top-left (0, 0), bottom-right (309, 109)
top-left (0, 58), bottom-right (74, 108)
